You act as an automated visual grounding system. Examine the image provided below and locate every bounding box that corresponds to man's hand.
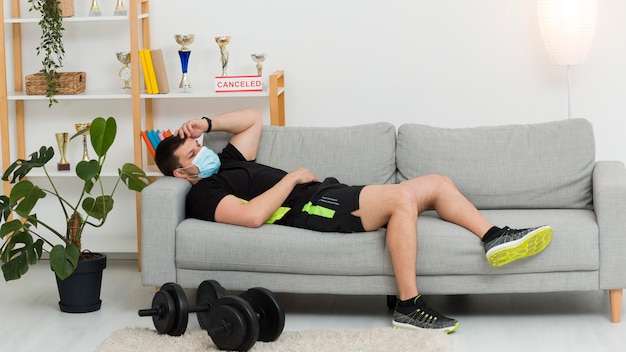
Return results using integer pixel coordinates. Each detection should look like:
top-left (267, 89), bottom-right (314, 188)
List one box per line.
top-left (286, 168), bottom-right (319, 185)
top-left (174, 119), bottom-right (208, 139)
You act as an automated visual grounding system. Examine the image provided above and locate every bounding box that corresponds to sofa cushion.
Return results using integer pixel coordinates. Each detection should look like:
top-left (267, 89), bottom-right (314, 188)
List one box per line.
top-left (396, 118), bottom-right (595, 209)
top-left (205, 122), bottom-right (397, 186)
top-left (404, 209), bottom-right (599, 276)
top-left (176, 209), bottom-right (599, 277)
top-left (176, 219), bottom-right (388, 276)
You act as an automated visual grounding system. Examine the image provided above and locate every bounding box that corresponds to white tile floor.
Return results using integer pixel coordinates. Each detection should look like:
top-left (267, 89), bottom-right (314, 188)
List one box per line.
top-left (1, 259), bottom-right (625, 352)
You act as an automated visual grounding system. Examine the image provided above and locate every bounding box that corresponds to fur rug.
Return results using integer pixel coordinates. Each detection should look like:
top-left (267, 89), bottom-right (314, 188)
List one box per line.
top-left (97, 327), bottom-right (450, 352)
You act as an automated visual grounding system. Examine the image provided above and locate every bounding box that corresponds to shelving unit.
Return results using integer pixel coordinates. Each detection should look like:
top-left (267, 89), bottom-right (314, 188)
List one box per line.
top-left (0, 0), bottom-right (285, 260)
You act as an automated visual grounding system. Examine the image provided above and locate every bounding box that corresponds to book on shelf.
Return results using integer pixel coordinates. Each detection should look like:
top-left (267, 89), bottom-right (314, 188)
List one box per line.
top-left (140, 128), bottom-right (173, 157)
top-left (147, 129), bottom-right (160, 148)
top-left (150, 49), bottom-right (170, 94)
top-left (139, 49), bottom-right (160, 94)
top-left (138, 49), bottom-right (155, 94)
top-left (143, 49), bottom-right (159, 94)
top-left (140, 130), bottom-right (156, 156)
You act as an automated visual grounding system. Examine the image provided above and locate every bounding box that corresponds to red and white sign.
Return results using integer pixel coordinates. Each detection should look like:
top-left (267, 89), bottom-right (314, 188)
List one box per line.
top-left (215, 75), bottom-right (263, 92)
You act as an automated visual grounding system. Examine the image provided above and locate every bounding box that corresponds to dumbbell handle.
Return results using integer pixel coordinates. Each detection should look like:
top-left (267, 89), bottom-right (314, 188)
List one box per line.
top-left (137, 304), bottom-right (261, 321)
top-left (188, 304), bottom-right (211, 314)
top-left (137, 306), bottom-right (230, 337)
top-left (208, 321), bottom-right (230, 336)
top-left (189, 304), bottom-right (262, 320)
top-left (138, 308), bottom-right (161, 317)
top-left (137, 304), bottom-right (212, 317)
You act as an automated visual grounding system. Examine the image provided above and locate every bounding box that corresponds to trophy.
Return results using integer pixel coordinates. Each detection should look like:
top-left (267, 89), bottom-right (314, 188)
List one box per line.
top-left (55, 132), bottom-right (70, 171)
top-left (215, 36), bottom-right (231, 76)
top-left (114, 0), bottom-right (127, 16)
top-left (251, 53), bottom-right (265, 76)
top-left (74, 123), bottom-right (91, 162)
top-left (89, 0), bottom-right (102, 16)
top-left (116, 51), bottom-right (131, 90)
top-left (175, 34), bottom-right (195, 92)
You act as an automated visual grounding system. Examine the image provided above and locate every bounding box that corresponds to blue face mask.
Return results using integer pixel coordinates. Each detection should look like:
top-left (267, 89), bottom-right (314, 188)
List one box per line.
top-left (179, 146), bottom-right (221, 178)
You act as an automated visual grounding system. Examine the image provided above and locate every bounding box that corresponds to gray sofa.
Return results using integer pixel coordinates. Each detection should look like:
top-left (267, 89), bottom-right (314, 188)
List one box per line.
top-left (141, 118), bottom-right (626, 322)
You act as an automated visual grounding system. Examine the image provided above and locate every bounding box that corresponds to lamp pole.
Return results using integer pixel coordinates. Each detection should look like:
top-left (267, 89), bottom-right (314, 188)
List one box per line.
top-left (567, 65), bottom-right (572, 119)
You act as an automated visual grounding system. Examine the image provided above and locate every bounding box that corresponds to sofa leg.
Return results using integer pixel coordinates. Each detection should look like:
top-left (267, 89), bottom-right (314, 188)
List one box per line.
top-left (610, 289), bottom-right (622, 323)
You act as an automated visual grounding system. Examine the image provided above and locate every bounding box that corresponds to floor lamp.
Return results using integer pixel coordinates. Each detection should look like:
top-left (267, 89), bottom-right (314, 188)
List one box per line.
top-left (537, 0), bottom-right (597, 119)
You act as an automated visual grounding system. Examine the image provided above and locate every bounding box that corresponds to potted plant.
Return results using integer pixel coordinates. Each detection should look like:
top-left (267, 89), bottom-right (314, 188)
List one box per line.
top-left (0, 116), bottom-right (149, 312)
top-left (28, 0), bottom-right (71, 106)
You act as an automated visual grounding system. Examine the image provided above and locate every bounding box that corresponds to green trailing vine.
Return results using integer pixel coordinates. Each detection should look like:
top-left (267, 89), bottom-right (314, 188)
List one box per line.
top-left (28, 0), bottom-right (65, 107)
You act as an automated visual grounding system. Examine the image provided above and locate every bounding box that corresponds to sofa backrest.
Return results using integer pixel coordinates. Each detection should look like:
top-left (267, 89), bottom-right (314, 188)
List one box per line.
top-left (396, 118), bottom-right (595, 209)
top-left (204, 122), bottom-right (397, 186)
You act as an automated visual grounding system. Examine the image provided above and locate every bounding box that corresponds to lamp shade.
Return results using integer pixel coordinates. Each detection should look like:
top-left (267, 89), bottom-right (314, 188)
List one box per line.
top-left (537, 0), bottom-right (597, 66)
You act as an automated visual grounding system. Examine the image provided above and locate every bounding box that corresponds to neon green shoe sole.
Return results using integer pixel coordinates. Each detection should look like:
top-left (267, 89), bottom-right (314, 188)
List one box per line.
top-left (392, 319), bottom-right (460, 334)
top-left (485, 226), bottom-right (552, 267)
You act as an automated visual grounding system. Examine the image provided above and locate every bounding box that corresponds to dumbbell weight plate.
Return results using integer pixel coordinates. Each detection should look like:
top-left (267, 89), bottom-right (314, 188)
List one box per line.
top-left (160, 283), bottom-right (189, 336)
top-left (239, 287), bottom-right (285, 342)
top-left (209, 296), bottom-right (259, 352)
top-left (149, 289), bottom-right (177, 334)
top-left (196, 280), bottom-right (227, 330)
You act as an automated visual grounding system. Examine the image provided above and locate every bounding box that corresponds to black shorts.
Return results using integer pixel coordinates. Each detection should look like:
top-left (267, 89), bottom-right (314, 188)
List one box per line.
top-left (289, 177), bottom-right (365, 233)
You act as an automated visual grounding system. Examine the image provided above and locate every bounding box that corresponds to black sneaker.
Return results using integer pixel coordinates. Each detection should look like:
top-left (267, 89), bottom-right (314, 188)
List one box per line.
top-left (484, 225), bottom-right (552, 267)
top-left (392, 296), bottom-right (459, 333)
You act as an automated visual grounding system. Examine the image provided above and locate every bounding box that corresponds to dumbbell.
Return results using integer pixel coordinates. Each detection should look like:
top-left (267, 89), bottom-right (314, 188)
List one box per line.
top-left (138, 280), bottom-right (285, 351)
top-left (138, 280), bottom-right (226, 336)
top-left (204, 287), bottom-right (285, 350)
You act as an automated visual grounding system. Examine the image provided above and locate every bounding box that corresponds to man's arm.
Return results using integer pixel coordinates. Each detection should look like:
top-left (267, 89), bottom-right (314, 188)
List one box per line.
top-left (215, 168), bottom-right (318, 228)
top-left (175, 109), bottom-right (263, 161)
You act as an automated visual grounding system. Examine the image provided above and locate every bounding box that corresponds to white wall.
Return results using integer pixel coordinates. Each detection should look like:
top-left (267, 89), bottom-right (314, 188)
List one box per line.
top-left (2, 0), bottom-right (626, 253)
top-left (146, 0), bottom-right (626, 161)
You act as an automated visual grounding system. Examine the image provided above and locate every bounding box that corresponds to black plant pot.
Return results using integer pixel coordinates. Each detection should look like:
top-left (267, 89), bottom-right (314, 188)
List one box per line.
top-left (54, 253), bottom-right (107, 313)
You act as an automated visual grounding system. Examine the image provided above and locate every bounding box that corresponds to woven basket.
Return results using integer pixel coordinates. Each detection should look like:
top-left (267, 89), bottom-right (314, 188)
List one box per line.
top-left (25, 72), bottom-right (86, 95)
top-left (59, 0), bottom-right (75, 17)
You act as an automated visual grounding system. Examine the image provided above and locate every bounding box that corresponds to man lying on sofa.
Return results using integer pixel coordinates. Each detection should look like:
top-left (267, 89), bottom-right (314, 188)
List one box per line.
top-left (153, 108), bottom-right (553, 334)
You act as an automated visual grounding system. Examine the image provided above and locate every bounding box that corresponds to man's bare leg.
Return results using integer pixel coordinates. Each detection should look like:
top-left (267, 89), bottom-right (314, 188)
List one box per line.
top-left (355, 178), bottom-right (463, 333)
top-left (354, 184), bottom-right (420, 300)
top-left (355, 174), bottom-right (495, 299)
top-left (400, 174), bottom-right (493, 238)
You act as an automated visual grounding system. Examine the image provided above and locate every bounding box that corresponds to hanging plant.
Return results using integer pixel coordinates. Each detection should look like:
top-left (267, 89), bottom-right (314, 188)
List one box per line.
top-left (28, 0), bottom-right (65, 107)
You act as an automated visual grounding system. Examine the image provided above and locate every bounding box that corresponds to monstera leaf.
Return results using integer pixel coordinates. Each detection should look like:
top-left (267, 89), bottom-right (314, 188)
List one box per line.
top-left (1, 146), bottom-right (54, 184)
top-left (90, 116), bottom-right (116, 157)
top-left (82, 196), bottom-right (114, 221)
top-left (9, 181), bottom-right (47, 219)
top-left (0, 228), bottom-right (44, 281)
top-left (119, 163), bottom-right (150, 192)
top-left (50, 244), bottom-right (79, 280)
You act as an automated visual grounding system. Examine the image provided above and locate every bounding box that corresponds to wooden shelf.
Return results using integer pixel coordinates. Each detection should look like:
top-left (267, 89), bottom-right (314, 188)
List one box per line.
top-left (5, 88), bottom-right (284, 101)
top-left (3, 15), bottom-right (140, 24)
top-left (0, 0), bottom-right (285, 262)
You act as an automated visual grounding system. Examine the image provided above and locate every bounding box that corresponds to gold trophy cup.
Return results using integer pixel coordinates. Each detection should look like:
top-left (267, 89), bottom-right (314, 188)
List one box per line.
top-left (215, 36), bottom-right (231, 76)
top-left (74, 123), bottom-right (91, 162)
top-left (175, 34), bottom-right (195, 91)
top-left (116, 51), bottom-right (132, 90)
top-left (55, 132), bottom-right (70, 171)
top-left (251, 53), bottom-right (265, 76)
top-left (89, 0), bottom-right (102, 16)
top-left (114, 0), bottom-right (127, 16)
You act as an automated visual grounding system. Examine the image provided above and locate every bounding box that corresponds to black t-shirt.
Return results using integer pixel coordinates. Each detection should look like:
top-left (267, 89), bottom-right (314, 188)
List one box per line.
top-left (185, 143), bottom-right (319, 222)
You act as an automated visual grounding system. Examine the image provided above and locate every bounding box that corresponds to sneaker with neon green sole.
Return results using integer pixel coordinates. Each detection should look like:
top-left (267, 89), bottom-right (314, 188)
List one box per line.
top-left (392, 296), bottom-right (459, 333)
top-left (484, 225), bottom-right (552, 267)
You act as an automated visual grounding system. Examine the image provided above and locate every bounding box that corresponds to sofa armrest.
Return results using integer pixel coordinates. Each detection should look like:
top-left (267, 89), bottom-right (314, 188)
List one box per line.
top-left (593, 161), bottom-right (626, 289)
top-left (140, 176), bottom-right (191, 286)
